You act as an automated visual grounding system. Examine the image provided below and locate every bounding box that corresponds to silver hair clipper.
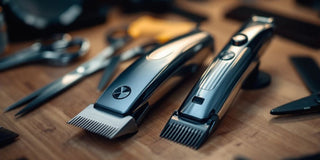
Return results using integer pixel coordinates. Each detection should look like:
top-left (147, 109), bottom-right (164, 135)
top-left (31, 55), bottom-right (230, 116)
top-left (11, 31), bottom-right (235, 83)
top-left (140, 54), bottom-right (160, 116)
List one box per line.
top-left (68, 30), bottom-right (214, 139)
top-left (160, 16), bottom-right (275, 149)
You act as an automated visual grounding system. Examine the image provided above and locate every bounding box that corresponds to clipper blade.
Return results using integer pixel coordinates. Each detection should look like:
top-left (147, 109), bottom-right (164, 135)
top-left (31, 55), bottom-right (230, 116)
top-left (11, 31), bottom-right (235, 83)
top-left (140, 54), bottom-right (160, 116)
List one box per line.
top-left (160, 112), bottom-right (218, 149)
top-left (68, 104), bottom-right (138, 139)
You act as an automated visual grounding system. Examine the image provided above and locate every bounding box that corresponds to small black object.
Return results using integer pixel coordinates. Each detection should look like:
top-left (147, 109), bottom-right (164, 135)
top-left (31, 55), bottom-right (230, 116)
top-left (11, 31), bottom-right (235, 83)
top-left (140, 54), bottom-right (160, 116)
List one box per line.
top-left (284, 152), bottom-right (320, 160)
top-left (270, 56), bottom-right (320, 115)
top-left (1, 0), bottom-right (109, 41)
top-left (242, 62), bottom-right (271, 90)
top-left (225, 5), bottom-right (320, 49)
top-left (0, 126), bottom-right (19, 148)
top-left (290, 56), bottom-right (320, 93)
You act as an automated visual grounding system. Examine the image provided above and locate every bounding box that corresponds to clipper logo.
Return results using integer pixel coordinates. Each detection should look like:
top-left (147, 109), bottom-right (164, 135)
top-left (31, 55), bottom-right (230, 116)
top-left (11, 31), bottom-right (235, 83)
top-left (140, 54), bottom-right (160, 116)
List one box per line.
top-left (112, 86), bottom-right (131, 99)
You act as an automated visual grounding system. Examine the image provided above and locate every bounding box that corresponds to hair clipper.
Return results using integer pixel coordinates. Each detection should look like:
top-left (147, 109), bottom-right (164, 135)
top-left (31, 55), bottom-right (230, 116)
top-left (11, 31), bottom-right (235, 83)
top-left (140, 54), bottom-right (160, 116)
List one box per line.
top-left (160, 16), bottom-right (275, 149)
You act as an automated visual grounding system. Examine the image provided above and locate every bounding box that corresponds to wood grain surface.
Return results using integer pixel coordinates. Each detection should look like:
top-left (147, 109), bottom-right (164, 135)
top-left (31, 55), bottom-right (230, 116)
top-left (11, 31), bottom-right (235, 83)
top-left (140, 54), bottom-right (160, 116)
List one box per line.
top-left (1, 0), bottom-right (320, 160)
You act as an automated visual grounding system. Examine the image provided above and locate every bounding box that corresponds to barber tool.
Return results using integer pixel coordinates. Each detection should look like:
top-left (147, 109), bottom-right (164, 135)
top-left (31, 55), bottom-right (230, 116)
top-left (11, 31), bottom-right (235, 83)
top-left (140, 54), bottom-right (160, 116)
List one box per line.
top-left (270, 56), bottom-right (320, 115)
top-left (0, 126), bottom-right (19, 148)
top-left (296, 0), bottom-right (320, 13)
top-left (160, 16), bottom-right (275, 149)
top-left (3, 29), bottom-right (131, 117)
top-left (285, 152), bottom-right (320, 160)
top-left (0, 34), bottom-right (89, 71)
top-left (225, 5), bottom-right (320, 49)
top-left (68, 30), bottom-right (214, 139)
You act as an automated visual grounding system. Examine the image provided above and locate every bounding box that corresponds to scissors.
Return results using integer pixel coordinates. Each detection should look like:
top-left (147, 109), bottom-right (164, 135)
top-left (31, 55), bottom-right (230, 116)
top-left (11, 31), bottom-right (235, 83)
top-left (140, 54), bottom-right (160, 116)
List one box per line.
top-left (270, 56), bottom-right (320, 115)
top-left (0, 34), bottom-right (90, 71)
top-left (4, 28), bottom-right (158, 117)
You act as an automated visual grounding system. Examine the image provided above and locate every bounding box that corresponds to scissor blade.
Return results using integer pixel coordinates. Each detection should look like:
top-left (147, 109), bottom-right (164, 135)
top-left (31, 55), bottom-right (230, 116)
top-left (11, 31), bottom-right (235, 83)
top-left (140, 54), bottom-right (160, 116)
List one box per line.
top-left (96, 46), bottom-right (148, 91)
top-left (270, 93), bottom-right (320, 115)
top-left (0, 48), bottom-right (41, 71)
top-left (97, 56), bottom-right (121, 91)
top-left (4, 84), bottom-right (52, 112)
top-left (15, 71), bottom-right (84, 117)
top-left (118, 46), bottom-right (146, 61)
top-left (290, 56), bottom-right (320, 93)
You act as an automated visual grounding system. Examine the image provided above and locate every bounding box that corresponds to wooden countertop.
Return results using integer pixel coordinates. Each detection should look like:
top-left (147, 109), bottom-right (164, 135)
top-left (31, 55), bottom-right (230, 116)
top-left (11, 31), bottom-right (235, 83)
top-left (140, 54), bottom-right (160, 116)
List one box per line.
top-left (1, 0), bottom-right (320, 160)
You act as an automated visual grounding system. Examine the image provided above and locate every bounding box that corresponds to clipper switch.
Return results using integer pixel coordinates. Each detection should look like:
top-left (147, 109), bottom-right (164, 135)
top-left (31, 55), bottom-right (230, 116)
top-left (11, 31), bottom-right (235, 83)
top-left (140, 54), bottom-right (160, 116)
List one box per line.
top-left (231, 34), bottom-right (247, 46)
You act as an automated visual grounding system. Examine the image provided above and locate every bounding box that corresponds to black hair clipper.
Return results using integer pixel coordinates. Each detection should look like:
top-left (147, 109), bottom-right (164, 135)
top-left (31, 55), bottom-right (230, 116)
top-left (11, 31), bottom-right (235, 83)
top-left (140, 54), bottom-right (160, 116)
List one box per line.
top-left (160, 16), bottom-right (275, 149)
top-left (68, 30), bottom-right (214, 139)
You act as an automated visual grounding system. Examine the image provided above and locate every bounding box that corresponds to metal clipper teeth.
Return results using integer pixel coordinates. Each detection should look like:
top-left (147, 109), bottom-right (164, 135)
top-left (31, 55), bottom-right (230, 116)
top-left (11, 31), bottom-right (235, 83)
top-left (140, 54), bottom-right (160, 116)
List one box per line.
top-left (160, 111), bottom-right (218, 149)
top-left (68, 104), bottom-right (138, 139)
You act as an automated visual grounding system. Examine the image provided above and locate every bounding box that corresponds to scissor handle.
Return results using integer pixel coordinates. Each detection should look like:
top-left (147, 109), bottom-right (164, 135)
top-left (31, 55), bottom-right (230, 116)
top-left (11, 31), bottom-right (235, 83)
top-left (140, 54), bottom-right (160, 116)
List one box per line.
top-left (37, 33), bottom-right (72, 50)
top-left (41, 37), bottom-right (90, 65)
top-left (106, 27), bottom-right (131, 49)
